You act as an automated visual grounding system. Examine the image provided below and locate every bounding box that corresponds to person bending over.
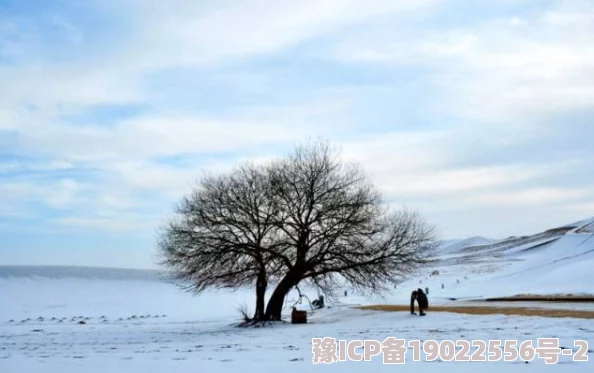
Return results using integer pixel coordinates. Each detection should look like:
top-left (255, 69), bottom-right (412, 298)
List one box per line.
top-left (410, 288), bottom-right (429, 316)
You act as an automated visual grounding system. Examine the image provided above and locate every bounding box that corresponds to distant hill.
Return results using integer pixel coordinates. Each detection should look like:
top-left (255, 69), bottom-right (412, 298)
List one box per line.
top-left (438, 236), bottom-right (496, 254)
top-left (420, 215), bottom-right (594, 298)
top-left (0, 265), bottom-right (168, 282)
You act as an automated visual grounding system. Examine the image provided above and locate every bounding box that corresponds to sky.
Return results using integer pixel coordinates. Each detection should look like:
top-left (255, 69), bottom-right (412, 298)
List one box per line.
top-left (0, 0), bottom-right (593, 269)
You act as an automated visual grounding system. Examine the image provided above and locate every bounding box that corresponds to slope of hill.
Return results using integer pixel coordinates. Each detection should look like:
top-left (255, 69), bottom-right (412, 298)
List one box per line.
top-left (388, 215), bottom-right (594, 303)
top-left (438, 236), bottom-right (496, 255)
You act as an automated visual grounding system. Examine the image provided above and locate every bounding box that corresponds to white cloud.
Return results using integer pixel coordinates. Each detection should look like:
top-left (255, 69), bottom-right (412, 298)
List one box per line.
top-left (0, 205), bottom-right (31, 219)
top-left (0, 178), bottom-right (86, 210)
top-left (14, 101), bottom-right (352, 163)
top-left (51, 214), bottom-right (162, 233)
top-left (376, 165), bottom-right (549, 197)
top-left (565, 202), bottom-right (594, 216)
top-left (460, 187), bottom-right (590, 207)
top-left (323, 1), bottom-right (594, 124)
top-left (0, 0), bottom-right (440, 126)
top-left (98, 0), bottom-right (441, 69)
top-left (1, 0), bottom-right (592, 242)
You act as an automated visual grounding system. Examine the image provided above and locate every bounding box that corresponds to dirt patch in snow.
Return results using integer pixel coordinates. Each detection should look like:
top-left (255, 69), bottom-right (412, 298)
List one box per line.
top-left (485, 294), bottom-right (594, 302)
top-left (357, 305), bottom-right (594, 319)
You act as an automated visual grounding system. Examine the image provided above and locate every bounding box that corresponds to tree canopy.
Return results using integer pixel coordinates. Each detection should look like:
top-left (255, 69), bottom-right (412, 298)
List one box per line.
top-left (157, 140), bottom-right (436, 323)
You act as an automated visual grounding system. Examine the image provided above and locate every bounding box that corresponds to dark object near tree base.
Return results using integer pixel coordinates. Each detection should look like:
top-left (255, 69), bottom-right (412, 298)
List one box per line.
top-left (291, 308), bottom-right (307, 324)
top-left (312, 295), bottom-right (325, 309)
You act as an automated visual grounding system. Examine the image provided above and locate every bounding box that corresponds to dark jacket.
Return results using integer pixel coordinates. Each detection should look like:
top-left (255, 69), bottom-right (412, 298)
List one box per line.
top-left (417, 289), bottom-right (429, 309)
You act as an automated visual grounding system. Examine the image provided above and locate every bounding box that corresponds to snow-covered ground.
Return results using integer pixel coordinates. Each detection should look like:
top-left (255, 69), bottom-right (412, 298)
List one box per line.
top-left (1, 304), bottom-right (592, 372)
top-left (1, 216), bottom-right (593, 372)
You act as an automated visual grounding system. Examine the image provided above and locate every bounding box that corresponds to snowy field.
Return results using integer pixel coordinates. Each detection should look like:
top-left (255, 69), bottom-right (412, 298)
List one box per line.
top-left (1, 217), bottom-right (593, 372)
top-left (1, 272), bottom-right (592, 372)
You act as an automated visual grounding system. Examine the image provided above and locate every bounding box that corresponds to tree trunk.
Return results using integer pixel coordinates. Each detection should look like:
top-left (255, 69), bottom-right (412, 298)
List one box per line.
top-left (253, 270), bottom-right (267, 321)
top-left (264, 270), bottom-right (302, 321)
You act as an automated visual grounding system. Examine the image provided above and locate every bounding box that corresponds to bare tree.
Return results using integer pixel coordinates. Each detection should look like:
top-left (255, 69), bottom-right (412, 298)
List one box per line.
top-left (157, 140), bottom-right (436, 324)
top-left (262, 141), bottom-right (436, 320)
top-left (157, 162), bottom-right (286, 322)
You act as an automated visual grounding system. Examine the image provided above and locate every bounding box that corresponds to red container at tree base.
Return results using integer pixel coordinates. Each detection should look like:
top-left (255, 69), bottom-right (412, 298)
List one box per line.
top-left (291, 308), bottom-right (307, 324)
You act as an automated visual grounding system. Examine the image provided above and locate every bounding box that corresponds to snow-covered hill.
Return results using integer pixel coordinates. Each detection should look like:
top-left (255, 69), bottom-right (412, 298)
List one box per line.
top-left (387, 216), bottom-right (594, 303)
top-left (437, 236), bottom-right (496, 254)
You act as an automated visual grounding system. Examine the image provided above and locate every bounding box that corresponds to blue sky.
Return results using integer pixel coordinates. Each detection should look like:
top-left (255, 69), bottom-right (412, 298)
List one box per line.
top-left (1, 0), bottom-right (593, 269)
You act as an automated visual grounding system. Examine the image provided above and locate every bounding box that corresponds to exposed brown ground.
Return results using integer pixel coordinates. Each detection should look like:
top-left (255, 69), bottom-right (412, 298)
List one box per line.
top-left (485, 294), bottom-right (594, 302)
top-left (357, 305), bottom-right (594, 319)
